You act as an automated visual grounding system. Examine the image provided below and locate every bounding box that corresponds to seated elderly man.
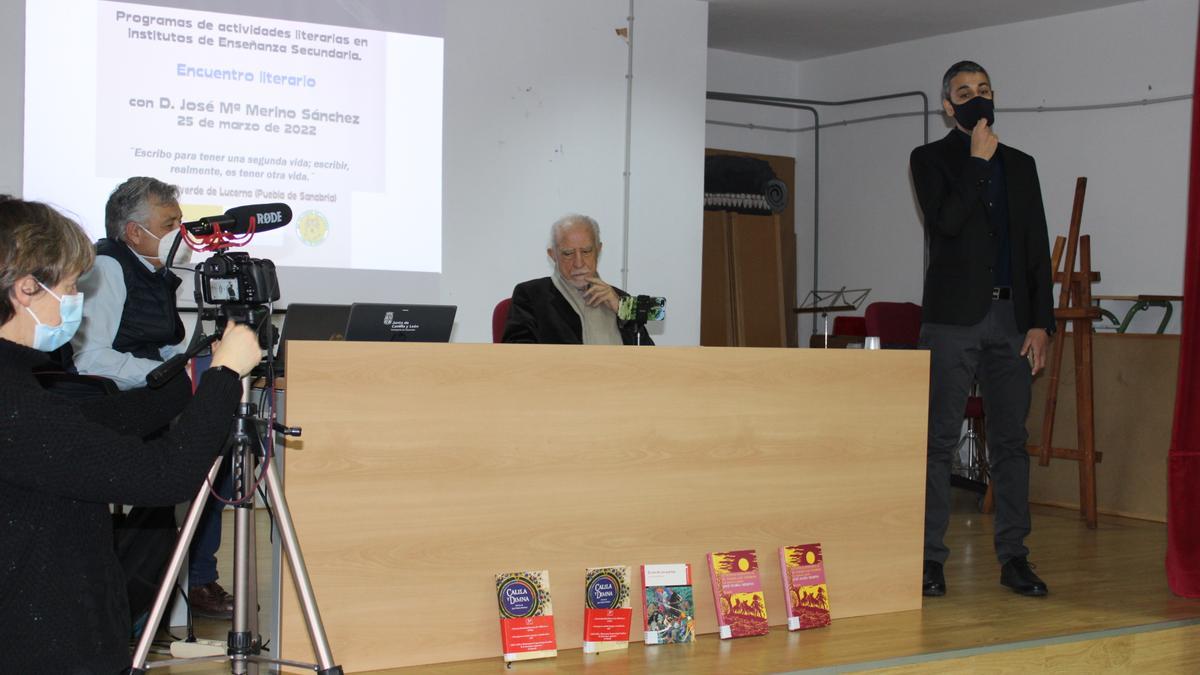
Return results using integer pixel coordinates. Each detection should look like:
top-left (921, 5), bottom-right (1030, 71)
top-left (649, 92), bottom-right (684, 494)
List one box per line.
top-left (503, 214), bottom-right (652, 345)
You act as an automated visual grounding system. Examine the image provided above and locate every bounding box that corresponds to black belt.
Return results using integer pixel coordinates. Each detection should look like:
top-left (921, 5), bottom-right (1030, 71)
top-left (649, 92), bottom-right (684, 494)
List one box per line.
top-left (992, 286), bottom-right (1012, 300)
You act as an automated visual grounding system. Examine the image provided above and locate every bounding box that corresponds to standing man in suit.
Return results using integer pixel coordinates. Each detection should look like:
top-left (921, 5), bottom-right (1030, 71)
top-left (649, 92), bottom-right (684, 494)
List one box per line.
top-left (910, 61), bottom-right (1055, 598)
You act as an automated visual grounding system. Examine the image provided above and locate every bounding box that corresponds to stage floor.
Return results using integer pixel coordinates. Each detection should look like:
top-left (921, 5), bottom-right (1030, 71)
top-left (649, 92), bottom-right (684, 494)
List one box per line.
top-left (156, 491), bottom-right (1200, 673)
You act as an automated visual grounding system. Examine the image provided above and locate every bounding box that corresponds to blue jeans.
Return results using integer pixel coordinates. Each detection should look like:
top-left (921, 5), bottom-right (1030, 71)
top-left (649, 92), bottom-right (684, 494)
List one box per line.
top-left (187, 456), bottom-right (233, 587)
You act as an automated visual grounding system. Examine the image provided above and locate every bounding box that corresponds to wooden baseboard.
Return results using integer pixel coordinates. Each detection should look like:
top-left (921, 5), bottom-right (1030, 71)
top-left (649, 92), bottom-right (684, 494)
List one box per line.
top-left (1029, 499), bottom-right (1166, 524)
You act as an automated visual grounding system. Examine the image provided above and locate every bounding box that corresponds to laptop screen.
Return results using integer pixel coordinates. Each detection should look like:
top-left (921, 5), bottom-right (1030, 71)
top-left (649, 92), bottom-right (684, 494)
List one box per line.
top-left (344, 303), bottom-right (456, 343)
top-left (275, 303), bottom-right (352, 370)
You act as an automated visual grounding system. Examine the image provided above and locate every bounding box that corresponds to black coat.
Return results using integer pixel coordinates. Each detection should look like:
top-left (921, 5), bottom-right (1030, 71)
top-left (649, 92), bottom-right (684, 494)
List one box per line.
top-left (502, 277), bottom-right (652, 345)
top-left (0, 339), bottom-right (241, 674)
top-left (910, 130), bottom-right (1055, 334)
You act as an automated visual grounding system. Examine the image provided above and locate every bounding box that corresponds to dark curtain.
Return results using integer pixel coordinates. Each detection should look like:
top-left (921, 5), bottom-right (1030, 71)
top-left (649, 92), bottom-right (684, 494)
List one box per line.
top-left (1166, 15), bottom-right (1200, 599)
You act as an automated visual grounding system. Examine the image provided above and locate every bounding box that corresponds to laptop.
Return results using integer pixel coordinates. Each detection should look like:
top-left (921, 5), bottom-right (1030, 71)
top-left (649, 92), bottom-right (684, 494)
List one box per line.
top-left (274, 303), bottom-right (352, 372)
top-left (343, 303), bottom-right (456, 343)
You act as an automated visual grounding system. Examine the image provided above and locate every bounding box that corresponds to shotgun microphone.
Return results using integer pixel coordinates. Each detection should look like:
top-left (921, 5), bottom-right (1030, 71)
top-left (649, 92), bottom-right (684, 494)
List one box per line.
top-left (184, 203), bottom-right (293, 236)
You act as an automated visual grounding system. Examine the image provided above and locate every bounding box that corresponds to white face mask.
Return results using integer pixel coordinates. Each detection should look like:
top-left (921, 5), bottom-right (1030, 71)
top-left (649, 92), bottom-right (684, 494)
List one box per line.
top-left (137, 224), bottom-right (192, 267)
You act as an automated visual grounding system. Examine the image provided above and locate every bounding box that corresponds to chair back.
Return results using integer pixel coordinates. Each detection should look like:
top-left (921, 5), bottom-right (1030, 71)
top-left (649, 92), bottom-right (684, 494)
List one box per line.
top-left (833, 315), bottom-right (867, 337)
top-left (492, 298), bottom-right (513, 343)
top-left (864, 302), bottom-right (922, 348)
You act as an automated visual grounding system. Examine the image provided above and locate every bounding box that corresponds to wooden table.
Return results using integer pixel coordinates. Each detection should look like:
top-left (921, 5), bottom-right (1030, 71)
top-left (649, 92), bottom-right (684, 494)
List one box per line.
top-left (278, 343), bottom-right (930, 672)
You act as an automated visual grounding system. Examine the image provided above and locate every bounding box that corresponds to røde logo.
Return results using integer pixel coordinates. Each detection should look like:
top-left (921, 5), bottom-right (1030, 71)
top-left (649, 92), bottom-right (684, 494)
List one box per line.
top-left (257, 211), bottom-right (284, 225)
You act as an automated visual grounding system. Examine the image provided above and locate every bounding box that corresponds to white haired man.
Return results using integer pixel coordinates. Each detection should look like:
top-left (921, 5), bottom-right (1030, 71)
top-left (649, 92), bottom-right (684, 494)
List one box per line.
top-left (502, 214), bottom-right (652, 345)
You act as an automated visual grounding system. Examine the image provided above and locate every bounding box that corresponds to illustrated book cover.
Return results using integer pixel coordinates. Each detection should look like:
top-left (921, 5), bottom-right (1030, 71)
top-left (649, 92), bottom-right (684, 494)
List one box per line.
top-left (706, 549), bottom-right (769, 639)
top-left (582, 566), bottom-right (633, 653)
top-left (640, 563), bottom-right (695, 644)
top-left (495, 570), bottom-right (557, 661)
top-left (779, 543), bottom-right (832, 630)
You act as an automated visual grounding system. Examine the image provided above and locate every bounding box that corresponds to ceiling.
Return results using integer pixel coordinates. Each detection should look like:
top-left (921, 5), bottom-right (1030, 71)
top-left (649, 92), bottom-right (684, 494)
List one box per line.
top-left (707, 0), bottom-right (1145, 62)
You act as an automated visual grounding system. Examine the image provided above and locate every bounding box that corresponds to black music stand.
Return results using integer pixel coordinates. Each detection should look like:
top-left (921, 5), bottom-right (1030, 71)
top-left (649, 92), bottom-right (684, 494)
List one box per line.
top-left (795, 287), bottom-right (870, 348)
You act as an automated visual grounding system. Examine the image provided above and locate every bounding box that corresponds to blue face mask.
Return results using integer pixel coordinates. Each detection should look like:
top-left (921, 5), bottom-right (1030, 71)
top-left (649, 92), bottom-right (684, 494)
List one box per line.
top-left (25, 282), bottom-right (84, 352)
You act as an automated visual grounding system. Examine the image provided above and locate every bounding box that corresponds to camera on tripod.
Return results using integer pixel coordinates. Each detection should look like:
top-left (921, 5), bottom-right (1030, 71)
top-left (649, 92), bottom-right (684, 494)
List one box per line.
top-left (197, 251), bottom-right (280, 307)
top-left (180, 203), bottom-right (293, 352)
top-left (135, 202), bottom-right (343, 674)
top-left (195, 251), bottom-right (279, 351)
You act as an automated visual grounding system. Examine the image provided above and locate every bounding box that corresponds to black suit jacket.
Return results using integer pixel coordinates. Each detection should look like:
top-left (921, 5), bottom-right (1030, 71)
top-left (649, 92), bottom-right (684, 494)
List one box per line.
top-left (502, 277), bottom-right (652, 345)
top-left (910, 130), bottom-right (1055, 334)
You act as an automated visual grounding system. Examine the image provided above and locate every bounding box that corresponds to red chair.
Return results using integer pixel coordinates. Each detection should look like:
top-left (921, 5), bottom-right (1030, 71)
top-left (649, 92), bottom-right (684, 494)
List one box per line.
top-left (492, 298), bottom-right (512, 343)
top-left (864, 302), bottom-right (922, 348)
top-left (833, 315), bottom-right (867, 337)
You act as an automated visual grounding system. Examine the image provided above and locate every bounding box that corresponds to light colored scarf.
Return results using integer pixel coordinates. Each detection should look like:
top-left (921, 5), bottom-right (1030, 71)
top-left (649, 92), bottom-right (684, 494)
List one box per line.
top-left (551, 272), bottom-right (623, 345)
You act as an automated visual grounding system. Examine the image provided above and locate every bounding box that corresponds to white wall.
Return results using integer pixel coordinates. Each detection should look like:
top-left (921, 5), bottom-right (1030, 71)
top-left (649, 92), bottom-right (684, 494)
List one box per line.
top-left (443, 0), bottom-right (708, 344)
top-left (707, 0), bottom-right (1197, 335)
top-left (626, 0), bottom-right (709, 343)
top-left (706, 48), bottom-right (802, 157)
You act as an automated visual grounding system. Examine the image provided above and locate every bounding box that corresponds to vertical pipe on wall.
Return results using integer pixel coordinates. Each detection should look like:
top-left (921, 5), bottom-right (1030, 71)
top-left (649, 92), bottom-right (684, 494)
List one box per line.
top-left (620, 0), bottom-right (635, 289)
top-left (811, 114), bottom-right (819, 334)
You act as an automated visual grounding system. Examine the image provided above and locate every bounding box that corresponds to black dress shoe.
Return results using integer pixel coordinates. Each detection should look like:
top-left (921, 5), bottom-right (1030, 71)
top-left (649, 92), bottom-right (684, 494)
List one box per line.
top-left (189, 581), bottom-right (235, 619)
top-left (922, 560), bottom-right (946, 597)
top-left (1000, 557), bottom-right (1048, 596)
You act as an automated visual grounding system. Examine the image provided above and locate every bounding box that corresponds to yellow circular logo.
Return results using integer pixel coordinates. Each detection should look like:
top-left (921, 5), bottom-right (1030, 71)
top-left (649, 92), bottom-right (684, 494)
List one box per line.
top-left (296, 210), bottom-right (329, 246)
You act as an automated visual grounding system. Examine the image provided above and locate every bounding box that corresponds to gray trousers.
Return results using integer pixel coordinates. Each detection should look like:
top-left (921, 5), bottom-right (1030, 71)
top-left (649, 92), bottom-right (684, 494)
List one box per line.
top-left (920, 299), bottom-right (1032, 565)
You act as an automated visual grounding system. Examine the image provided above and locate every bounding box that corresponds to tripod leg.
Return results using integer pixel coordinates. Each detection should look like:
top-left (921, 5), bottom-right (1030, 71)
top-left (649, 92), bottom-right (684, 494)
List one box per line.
top-left (130, 452), bottom-right (227, 673)
top-left (230, 381), bottom-right (262, 675)
top-left (261, 453), bottom-right (341, 673)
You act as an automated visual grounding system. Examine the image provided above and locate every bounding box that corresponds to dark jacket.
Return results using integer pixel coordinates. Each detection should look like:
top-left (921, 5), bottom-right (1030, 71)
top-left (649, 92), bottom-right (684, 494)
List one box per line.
top-left (910, 130), bottom-right (1055, 334)
top-left (502, 277), bottom-right (652, 345)
top-left (0, 338), bottom-right (241, 674)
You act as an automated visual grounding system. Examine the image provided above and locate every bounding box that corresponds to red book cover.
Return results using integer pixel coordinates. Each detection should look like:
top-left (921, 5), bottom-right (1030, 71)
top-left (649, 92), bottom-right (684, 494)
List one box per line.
top-left (706, 549), bottom-right (769, 639)
top-left (779, 544), bottom-right (831, 630)
top-left (582, 566), bottom-right (632, 653)
top-left (495, 570), bottom-right (557, 662)
top-left (640, 563), bottom-right (695, 644)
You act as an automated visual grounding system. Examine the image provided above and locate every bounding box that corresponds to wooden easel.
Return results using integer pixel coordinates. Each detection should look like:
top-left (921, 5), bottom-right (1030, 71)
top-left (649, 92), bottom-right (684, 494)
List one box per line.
top-left (1031, 177), bottom-right (1104, 529)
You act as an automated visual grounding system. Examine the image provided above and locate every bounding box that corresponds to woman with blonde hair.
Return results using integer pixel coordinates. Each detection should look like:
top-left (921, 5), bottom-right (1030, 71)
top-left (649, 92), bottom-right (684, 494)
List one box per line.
top-left (0, 196), bottom-right (261, 672)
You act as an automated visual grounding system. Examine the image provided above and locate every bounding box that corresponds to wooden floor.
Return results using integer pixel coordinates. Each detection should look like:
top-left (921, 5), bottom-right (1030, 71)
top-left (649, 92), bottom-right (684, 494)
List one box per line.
top-left (156, 490), bottom-right (1200, 674)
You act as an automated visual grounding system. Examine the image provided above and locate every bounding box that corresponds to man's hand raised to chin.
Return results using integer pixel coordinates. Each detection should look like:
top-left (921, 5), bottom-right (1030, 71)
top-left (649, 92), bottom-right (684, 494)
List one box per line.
top-left (970, 119), bottom-right (999, 161)
top-left (582, 276), bottom-right (620, 313)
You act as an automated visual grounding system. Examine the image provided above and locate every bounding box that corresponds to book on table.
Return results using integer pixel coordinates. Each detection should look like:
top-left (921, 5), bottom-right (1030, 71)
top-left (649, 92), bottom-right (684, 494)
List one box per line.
top-left (778, 543), bottom-right (832, 630)
top-left (640, 563), bottom-right (695, 645)
top-left (706, 549), bottom-right (769, 639)
top-left (495, 569), bottom-right (557, 662)
top-left (582, 566), bottom-right (633, 653)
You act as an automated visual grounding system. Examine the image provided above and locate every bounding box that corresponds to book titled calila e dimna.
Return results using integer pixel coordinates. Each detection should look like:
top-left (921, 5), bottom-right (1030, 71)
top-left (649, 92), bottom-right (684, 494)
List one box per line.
top-left (495, 570), bottom-right (557, 662)
top-left (582, 566), bottom-right (632, 653)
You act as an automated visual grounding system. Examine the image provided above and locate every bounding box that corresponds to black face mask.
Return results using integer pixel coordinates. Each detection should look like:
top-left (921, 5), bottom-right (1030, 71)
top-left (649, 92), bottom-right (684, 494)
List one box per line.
top-left (951, 96), bottom-right (994, 130)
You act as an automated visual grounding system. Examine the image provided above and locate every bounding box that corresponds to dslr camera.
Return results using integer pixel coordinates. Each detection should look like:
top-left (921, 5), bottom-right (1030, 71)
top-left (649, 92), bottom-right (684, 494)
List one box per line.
top-left (196, 251), bottom-right (280, 307)
top-left (194, 251), bottom-right (280, 350)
